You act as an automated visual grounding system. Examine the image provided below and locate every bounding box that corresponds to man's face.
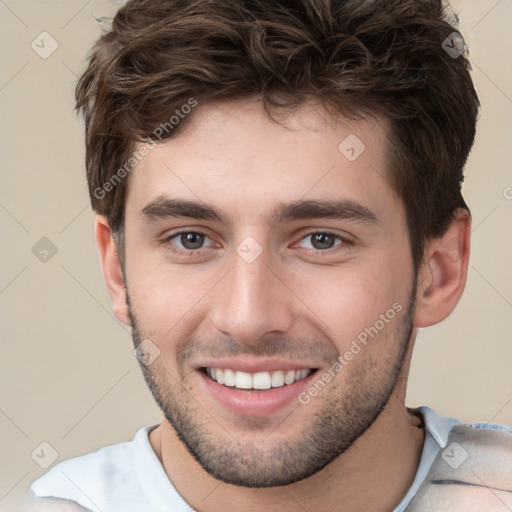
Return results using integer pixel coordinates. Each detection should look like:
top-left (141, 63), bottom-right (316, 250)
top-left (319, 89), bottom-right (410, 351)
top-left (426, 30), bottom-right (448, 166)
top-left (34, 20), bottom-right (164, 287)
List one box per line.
top-left (122, 98), bottom-right (417, 487)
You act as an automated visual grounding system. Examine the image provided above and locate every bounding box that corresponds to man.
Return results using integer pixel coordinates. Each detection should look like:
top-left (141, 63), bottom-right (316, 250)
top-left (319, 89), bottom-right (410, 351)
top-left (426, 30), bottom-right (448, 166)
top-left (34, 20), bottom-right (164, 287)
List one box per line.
top-left (30, 0), bottom-right (512, 510)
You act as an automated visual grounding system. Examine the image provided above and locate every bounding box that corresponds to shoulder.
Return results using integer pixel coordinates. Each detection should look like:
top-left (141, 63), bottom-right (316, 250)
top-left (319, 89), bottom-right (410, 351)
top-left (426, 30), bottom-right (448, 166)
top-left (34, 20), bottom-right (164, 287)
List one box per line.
top-left (28, 497), bottom-right (93, 512)
top-left (30, 426), bottom-right (156, 512)
top-left (408, 411), bottom-right (512, 511)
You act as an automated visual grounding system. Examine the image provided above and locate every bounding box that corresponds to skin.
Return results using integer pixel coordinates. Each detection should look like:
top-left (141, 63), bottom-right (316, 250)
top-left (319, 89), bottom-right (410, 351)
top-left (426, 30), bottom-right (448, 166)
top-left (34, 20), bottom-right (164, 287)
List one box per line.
top-left (96, 97), bottom-right (471, 512)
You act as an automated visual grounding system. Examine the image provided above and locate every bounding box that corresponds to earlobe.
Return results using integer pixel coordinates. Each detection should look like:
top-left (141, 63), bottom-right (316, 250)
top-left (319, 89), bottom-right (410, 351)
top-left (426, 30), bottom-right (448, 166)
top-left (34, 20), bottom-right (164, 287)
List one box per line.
top-left (95, 216), bottom-right (131, 326)
top-left (414, 209), bottom-right (471, 328)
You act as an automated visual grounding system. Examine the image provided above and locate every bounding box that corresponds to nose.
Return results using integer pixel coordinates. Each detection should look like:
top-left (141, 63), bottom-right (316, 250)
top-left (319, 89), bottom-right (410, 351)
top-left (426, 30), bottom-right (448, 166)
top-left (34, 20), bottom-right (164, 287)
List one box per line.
top-left (209, 243), bottom-right (295, 346)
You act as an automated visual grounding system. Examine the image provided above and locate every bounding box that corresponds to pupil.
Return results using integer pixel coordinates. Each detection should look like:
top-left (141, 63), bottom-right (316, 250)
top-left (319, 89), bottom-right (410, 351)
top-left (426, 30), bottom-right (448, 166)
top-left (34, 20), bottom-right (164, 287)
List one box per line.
top-left (313, 233), bottom-right (334, 250)
top-left (182, 232), bottom-right (204, 249)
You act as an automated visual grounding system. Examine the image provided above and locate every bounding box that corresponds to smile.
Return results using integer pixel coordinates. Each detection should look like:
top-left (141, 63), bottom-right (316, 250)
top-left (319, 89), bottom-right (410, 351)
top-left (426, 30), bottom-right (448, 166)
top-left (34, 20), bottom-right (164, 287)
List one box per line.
top-left (204, 367), bottom-right (314, 390)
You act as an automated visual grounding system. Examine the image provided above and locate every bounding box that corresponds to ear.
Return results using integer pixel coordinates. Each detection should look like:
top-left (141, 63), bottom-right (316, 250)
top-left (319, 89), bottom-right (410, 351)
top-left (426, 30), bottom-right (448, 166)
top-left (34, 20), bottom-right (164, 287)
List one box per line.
top-left (95, 216), bottom-right (131, 326)
top-left (414, 209), bottom-right (471, 328)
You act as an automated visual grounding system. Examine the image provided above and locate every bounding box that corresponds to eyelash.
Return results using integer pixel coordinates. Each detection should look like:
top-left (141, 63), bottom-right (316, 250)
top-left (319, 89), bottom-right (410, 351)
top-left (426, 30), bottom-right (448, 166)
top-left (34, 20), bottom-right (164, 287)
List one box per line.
top-left (163, 230), bottom-right (351, 256)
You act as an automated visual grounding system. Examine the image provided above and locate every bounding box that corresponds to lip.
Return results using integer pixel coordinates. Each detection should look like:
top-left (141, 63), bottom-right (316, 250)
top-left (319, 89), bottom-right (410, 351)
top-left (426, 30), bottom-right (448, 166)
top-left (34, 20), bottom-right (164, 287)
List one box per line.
top-left (196, 357), bottom-right (319, 373)
top-left (197, 367), bottom-right (319, 417)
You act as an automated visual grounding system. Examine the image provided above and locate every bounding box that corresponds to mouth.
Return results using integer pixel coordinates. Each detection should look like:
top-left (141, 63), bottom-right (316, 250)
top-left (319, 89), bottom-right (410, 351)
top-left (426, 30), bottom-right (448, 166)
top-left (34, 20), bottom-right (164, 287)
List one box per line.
top-left (202, 367), bottom-right (315, 391)
top-left (197, 363), bottom-right (320, 416)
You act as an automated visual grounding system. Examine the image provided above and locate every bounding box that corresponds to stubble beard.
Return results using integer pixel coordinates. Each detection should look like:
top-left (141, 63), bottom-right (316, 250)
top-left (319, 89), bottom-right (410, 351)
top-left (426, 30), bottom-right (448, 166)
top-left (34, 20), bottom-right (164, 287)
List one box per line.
top-left (127, 279), bottom-right (417, 488)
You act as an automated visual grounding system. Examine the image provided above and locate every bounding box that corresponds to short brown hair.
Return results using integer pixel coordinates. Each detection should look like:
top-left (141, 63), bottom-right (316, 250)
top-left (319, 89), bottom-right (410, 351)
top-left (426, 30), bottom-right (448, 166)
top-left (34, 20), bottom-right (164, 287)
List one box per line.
top-left (75, 0), bottom-right (479, 270)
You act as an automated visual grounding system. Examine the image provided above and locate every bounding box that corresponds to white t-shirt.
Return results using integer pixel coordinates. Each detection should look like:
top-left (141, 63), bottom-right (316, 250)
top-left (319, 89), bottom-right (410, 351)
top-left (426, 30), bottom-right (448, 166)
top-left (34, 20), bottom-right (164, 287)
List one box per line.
top-left (30, 406), bottom-right (512, 512)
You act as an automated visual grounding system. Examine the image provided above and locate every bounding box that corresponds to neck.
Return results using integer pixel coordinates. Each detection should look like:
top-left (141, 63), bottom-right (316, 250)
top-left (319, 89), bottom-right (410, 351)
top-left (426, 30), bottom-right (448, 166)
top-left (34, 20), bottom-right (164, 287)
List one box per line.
top-left (150, 394), bottom-right (425, 512)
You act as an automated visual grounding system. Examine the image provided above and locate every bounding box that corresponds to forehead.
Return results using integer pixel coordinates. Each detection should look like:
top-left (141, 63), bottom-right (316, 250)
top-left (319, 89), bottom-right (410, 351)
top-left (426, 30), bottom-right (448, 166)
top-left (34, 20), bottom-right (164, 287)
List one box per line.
top-left (125, 97), bottom-right (402, 226)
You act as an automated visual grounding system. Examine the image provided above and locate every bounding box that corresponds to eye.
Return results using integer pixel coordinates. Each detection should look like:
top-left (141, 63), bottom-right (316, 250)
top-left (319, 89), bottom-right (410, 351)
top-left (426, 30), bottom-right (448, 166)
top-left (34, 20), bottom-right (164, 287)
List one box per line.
top-left (166, 231), bottom-right (216, 252)
top-left (163, 230), bottom-right (349, 255)
top-left (297, 232), bottom-right (346, 251)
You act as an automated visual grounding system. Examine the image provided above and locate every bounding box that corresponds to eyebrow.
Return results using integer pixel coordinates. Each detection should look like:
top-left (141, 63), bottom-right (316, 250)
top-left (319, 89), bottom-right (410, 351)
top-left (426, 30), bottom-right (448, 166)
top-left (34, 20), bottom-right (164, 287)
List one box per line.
top-left (141, 197), bottom-right (378, 226)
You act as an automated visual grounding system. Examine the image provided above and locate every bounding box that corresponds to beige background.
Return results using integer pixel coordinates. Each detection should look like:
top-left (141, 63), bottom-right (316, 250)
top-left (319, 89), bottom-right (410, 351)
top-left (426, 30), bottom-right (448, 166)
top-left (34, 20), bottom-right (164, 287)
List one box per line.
top-left (1, 0), bottom-right (511, 510)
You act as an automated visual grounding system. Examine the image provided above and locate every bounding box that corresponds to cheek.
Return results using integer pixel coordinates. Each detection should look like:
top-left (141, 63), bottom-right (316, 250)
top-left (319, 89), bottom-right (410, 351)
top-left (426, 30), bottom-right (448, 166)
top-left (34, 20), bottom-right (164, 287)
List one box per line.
top-left (126, 257), bottom-right (220, 342)
top-left (292, 259), bottom-right (403, 350)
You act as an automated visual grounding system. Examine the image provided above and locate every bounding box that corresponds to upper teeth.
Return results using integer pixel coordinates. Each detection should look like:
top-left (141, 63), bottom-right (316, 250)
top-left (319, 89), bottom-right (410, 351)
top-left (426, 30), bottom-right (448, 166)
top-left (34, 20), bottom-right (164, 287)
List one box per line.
top-left (206, 368), bottom-right (312, 390)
